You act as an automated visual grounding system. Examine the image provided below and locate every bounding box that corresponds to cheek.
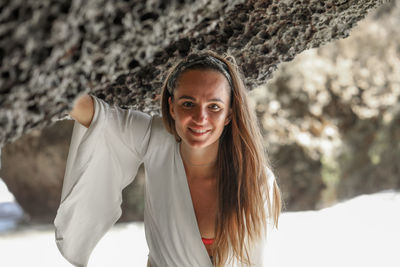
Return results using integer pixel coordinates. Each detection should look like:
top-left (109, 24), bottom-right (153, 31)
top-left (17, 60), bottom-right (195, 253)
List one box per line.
top-left (173, 110), bottom-right (191, 133)
top-left (212, 110), bottom-right (229, 121)
top-left (174, 108), bottom-right (191, 122)
top-left (209, 112), bottom-right (229, 130)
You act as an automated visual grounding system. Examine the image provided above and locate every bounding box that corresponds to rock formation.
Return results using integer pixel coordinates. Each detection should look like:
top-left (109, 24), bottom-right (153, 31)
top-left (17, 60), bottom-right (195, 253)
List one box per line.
top-left (0, 120), bottom-right (73, 222)
top-left (250, 0), bottom-right (400, 209)
top-left (0, 0), bottom-right (387, 146)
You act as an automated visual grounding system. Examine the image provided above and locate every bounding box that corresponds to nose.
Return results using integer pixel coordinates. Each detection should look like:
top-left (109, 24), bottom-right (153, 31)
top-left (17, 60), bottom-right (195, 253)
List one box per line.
top-left (192, 106), bottom-right (207, 124)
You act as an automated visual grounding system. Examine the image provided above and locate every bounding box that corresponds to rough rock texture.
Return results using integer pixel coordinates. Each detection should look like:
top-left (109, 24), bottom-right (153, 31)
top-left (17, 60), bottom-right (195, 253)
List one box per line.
top-left (0, 0), bottom-right (390, 219)
top-left (250, 0), bottom-right (400, 209)
top-left (0, 120), bottom-right (73, 222)
top-left (0, 0), bottom-right (387, 147)
top-left (270, 144), bottom-right (325, 210)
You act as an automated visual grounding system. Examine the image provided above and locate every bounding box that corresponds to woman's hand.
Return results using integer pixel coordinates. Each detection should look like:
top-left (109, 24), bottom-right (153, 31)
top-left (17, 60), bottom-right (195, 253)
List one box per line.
top-left (69, 94), bottom-right (94, 128)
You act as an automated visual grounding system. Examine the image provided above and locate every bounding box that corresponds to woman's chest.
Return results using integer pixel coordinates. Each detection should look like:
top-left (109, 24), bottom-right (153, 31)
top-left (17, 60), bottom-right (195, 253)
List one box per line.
top-left (187, 178), bottom-right (218, 238)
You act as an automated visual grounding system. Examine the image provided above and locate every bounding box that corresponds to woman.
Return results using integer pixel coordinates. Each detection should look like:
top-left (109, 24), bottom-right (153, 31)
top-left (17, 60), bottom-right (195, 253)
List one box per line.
top-left (54, 50), bottom-right (281, 267)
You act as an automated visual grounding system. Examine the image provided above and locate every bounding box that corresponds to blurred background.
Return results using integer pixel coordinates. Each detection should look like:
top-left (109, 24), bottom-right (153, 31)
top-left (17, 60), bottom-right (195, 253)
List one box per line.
top-left (0, 0), bottom-right (399, 266)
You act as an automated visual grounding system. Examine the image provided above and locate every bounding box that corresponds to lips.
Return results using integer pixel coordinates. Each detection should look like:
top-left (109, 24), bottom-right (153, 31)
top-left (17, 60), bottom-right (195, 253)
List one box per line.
top-left (188, 127), bottom-right (211, 136)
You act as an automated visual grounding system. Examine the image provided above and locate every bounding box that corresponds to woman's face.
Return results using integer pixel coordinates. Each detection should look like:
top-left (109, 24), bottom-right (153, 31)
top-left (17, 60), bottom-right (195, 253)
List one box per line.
top-left (169, 69), bottom-right (232, 149)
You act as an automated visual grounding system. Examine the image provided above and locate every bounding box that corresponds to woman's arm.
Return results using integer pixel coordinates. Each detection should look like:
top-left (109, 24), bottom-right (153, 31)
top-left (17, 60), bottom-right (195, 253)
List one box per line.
top-left (69, 94), bottom-right (94, 128)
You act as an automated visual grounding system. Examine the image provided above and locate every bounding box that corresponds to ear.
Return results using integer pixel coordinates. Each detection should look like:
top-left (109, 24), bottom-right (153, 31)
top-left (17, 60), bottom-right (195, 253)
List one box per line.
top-left (225, 108), bottom-right (232, 126)
top-left (168, 97), bottom-right (176, 120)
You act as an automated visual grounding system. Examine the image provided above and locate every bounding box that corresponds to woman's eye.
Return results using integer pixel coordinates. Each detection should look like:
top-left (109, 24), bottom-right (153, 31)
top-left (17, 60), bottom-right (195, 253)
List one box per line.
top-left (182, 102), bottom-right (194, 108)
top-left (209, 104), bottom-right (220, 110)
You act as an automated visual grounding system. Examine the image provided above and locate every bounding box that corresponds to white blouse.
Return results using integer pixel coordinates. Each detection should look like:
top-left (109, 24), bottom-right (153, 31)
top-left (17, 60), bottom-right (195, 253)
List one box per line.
top-left (54, 95), bottom-right (276, 267)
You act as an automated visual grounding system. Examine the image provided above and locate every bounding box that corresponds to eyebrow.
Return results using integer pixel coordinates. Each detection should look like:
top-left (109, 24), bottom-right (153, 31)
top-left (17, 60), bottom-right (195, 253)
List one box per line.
top-left (178, 95), bottom-right (225, 103)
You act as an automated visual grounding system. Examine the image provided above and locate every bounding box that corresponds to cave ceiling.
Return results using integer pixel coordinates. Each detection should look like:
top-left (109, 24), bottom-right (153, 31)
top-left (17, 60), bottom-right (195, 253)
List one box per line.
top-left (0, 0), bottom-right (388, 147)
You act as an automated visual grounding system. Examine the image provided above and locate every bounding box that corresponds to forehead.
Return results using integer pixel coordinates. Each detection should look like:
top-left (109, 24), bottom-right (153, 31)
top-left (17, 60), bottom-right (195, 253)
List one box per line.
top-left (174, 69), bottom-right (230, 99)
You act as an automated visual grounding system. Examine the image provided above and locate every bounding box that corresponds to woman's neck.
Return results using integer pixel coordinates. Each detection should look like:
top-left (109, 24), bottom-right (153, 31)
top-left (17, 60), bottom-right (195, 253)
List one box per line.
top-left (180, 141), bottom-right (219, 181)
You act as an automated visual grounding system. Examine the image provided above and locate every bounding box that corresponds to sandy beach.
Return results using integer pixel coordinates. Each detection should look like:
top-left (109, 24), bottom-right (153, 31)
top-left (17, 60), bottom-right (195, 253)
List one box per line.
top-left (1, 178), bottom-right (399, 267)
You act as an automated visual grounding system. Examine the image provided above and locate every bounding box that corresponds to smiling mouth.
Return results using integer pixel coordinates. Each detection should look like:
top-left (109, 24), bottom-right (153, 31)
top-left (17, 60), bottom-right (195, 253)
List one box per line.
top-left (189, 128), bottom-right (211, 135)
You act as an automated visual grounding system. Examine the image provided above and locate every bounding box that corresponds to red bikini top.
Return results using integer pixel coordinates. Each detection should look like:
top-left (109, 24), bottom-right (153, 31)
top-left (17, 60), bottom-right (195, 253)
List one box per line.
top-left (202, 237), bottom-right (214, 245)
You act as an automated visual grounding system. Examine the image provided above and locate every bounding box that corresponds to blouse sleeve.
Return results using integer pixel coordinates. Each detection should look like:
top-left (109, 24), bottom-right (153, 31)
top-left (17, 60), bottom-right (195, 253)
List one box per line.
top-left (53, 94), bottom-right (152, 267)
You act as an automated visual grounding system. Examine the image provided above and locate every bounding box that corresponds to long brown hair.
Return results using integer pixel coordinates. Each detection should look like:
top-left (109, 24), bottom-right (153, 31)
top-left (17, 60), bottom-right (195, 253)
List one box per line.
top-left (161, 50), bottom-right (281, 266)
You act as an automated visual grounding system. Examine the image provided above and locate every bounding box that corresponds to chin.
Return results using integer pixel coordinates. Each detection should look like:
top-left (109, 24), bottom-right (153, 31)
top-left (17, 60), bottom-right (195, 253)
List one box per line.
top-left (183, 139), bottom-right (211, 149)
top-left (183, 135), bottom-right (221, 150)
top-left (177, 128), bottom-right (222, 149)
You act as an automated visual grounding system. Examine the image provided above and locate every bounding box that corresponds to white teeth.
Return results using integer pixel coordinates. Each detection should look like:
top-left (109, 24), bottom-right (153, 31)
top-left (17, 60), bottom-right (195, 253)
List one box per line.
top-left (190, 128), bottom-right (208, 133)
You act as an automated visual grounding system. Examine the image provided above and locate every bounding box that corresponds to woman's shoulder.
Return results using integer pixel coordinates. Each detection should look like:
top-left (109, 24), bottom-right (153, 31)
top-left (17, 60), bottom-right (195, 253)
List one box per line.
top-left (90, 95), bottom-right (175, 155)
top-left (150, 115), bottom-right (165, 133)
top-left (146, 114), bottom-right (176, 151)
